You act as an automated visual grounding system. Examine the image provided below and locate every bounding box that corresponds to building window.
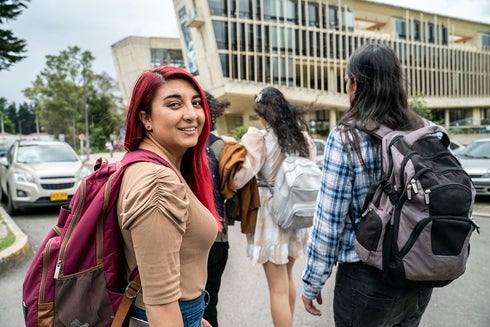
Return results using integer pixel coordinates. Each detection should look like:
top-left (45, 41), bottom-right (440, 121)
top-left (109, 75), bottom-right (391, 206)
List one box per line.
top-left (427, 23), bottom-right (435, 43)
top-left (342, 8), bottom-right (354, 32)
top-left (220, 53), bottom-right (229, 77)
top-left (255, 25), bottom-right (263, 50)
top-left (328, 5), bottom-right (337, 29)
top-left (396, 18), bottom-right (406, 39)
top-left (413, 20), bottom-right (420, 41)
top-left (303, 2), bottom-right (319, 27)
top-left (209, 0), bottom-right (227, 16)
top-left (441, 25), bottom-right (448, 45)
top-left (326, 5), bottom-right (354, 31)
top-left (284, 0), bottom-right (297, 24)
top-left (213, 21), bottom-right (228, 49)
top-left (232, 0), bottom-right (252, 18)
top-left (482, 33), bottom-right (490, 49)
top-left (151, 49), bottom-right (184, 67)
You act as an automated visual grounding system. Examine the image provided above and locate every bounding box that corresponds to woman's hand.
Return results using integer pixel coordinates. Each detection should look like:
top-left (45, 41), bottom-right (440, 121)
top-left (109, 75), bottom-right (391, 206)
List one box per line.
top-left (201, 318), bottom-right (212, 327)
top-left (302, 294), bottom-right (322, 316)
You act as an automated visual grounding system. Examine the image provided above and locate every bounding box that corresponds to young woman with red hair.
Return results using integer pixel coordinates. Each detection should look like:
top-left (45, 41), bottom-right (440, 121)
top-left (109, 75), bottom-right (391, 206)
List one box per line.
top-left (117, 66), bottom-right (221, 327)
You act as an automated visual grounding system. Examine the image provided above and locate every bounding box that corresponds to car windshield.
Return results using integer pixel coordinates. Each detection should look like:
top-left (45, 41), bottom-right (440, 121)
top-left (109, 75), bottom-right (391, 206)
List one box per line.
top-left (458, 141), bottom-right (490, 159)
top-left (16, 144), bottom-right (79, 163)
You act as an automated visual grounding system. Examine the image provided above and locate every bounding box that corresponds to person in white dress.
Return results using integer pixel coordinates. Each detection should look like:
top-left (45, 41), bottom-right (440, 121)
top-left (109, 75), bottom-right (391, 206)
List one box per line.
top-left (233, 87), bottom-right (316, 327)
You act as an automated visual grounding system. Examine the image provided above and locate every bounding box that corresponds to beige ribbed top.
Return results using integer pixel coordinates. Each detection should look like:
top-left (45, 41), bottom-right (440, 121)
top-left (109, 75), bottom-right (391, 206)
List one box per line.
top-left (117, 149), bottom-right (217, 305)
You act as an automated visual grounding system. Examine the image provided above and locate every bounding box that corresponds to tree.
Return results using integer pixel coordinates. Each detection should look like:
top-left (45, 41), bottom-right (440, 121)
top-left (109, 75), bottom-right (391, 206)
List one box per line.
top-left (17, 101), bottom-right (35, 133)
top-left (409, 93), bottom-right (434, 122)
top-left (0, 0), bottom-right (30, 71)
top-left (0, 97), bottom-right (16, 133)
top-left (231, 125), bottom-right (248, 140)
top-left (23, 46), bottom-right (123, 151)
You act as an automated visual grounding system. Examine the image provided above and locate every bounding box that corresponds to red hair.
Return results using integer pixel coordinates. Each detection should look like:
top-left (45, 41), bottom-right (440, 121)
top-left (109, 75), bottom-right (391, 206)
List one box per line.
top-left (124, 66), bottom-right (222, 230)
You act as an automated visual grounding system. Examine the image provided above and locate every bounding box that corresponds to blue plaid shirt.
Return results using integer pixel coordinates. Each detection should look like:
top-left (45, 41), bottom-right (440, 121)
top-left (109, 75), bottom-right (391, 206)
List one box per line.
top-left (302, 125), bottom-right (381, 300)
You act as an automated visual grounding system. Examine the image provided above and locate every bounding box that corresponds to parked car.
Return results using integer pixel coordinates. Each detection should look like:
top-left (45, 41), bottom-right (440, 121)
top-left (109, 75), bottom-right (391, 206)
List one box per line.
top-left (0, 147), bottom-right (8, 158)
top-left (313, 138), bottom-right (326, 169)
top-left (456, 138), bottom-right (490, 196)
top-left (449, 140), bottom-right (466, 155)
top-left (0, 140), bottom-right (92, 215)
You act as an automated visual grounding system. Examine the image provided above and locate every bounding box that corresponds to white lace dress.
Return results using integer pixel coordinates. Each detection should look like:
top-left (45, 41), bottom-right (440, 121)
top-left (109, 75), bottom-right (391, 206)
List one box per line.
top-left (234, 126), bottom-right (316, 265)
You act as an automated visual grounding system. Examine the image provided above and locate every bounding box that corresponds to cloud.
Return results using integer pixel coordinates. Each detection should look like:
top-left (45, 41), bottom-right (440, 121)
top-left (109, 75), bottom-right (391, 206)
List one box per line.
top-left (0, 0), bottom-right (179, 104)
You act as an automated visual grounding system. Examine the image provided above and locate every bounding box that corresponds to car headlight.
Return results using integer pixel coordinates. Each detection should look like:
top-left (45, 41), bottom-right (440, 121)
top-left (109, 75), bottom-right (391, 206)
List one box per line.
top-left (78, 166), bottom-right (92, 180)
top-left (13, 171), bottom-right (35, 184)
top-left (481, 170), bottom-right (490, 178)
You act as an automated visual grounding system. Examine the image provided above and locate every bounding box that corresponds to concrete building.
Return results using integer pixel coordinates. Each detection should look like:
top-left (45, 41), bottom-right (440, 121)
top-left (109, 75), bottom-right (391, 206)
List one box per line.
top-left (111, 36), bottom-right (185, 105)
top-left (112, 0), bottom-right (490, 139)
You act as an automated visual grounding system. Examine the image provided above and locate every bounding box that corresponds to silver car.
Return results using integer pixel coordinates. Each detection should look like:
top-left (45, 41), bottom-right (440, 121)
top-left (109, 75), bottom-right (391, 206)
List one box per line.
top-left (0, 140), bottom-right (92, 215)
top-left (456, 138), bottom-right (490, 196)
top-left (313, 138), bottom-right (325, 169)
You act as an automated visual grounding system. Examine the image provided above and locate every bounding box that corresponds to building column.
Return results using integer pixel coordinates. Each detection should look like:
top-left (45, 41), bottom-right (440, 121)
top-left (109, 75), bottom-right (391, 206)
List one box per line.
top-left (444, 109), bottom-right (450, 129)
top-left (329, 109), bottom-right (337, 130)
top-left (472, 108), bottom-right (482, 126)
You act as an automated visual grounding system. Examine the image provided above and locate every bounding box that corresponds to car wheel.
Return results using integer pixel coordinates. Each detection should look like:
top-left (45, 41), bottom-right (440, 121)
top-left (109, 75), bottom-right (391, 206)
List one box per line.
top-left (6, 185), bottom-right (19, 216)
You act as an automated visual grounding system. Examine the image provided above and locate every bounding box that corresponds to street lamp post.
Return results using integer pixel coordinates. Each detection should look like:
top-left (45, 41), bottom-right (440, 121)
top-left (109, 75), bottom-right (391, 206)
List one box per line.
top-left (84, 95), bottom-right (89, 155)
top-left (81, 66), bottom-right (90, 156)
top-left (18, 119), bottom-right (24, 140)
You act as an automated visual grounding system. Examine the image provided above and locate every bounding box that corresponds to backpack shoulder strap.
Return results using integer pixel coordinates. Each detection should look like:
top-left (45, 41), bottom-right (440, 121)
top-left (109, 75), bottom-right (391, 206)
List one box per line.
top-left (120, 149), bottom-right (180, 180)
top-left (111, 149), bottom-right (177, 326)
top-left (370, 124), bottom-right (393, 139)
top-left (209, 136), bottom-right (225, 159)
top-left (121, 148), bottom-right (172, 167)
top-left (112, 273), bottom-right (141, 327)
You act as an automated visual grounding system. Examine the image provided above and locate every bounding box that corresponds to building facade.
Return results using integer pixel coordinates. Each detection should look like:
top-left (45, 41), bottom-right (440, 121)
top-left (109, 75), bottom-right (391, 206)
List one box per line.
top-left (111, 36), bottom-right (185, 105)
top-left (112, 1), bottom-right (490, 139)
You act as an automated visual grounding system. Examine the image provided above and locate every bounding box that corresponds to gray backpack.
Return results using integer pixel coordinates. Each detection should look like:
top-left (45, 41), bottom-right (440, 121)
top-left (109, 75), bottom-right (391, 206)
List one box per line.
top-left (265, 155), bottom-right (322, 229)
top-left (351, 124), bottom-right (479, 288)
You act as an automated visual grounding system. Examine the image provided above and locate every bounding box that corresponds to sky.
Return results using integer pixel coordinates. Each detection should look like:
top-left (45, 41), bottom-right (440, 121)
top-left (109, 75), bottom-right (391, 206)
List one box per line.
top-left (0, 0), bottom-right (489, 105)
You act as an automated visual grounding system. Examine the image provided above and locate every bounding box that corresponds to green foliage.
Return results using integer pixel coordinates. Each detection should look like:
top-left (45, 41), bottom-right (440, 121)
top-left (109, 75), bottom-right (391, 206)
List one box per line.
top-left (0, 0), bottom-right (30, 71)
top-left (409, 94), bottom-right (434, 121)
top-left (17, 102), bottom-right (36, 133)
top-left (0, 97), bottom-right (16, 133)
top-left (231, 125), bottom-right (248, 140)
top-left (22, 46), bottom-right (123, 149)
top-left (0, 222), bottom-right (14, 251)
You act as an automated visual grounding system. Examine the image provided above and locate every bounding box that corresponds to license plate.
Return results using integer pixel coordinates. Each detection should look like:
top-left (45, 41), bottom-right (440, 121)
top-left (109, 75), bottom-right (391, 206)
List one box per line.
top-left (50, 192), bottom-right (68, 201)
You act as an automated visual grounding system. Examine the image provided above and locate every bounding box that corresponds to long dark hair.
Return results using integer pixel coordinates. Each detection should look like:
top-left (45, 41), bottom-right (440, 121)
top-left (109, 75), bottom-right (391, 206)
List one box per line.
top-left (254, 87), bottom-right (310, 158)
top-left (338, 43), bottom-right (424, 167)
top-left (339, 43), bottom-right (423, 131)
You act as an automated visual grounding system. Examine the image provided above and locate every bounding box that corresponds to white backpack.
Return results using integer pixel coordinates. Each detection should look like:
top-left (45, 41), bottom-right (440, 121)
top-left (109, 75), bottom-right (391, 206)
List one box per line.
top-left (265, 155), bottom-right (322, 229)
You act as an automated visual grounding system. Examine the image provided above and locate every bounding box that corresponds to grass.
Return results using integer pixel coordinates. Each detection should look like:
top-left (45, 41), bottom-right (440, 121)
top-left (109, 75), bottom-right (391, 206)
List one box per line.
top-left (0, 222), bottom-right (15, 251)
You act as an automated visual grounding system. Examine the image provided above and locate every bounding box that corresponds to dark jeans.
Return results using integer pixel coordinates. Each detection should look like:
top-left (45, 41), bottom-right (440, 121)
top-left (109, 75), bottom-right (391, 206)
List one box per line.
top-left (127, 291), bottom-right (210, 327)
top-left (334, 262), bottom-right (433, 327)
top-left (203, 241), bottom-right (229, 327)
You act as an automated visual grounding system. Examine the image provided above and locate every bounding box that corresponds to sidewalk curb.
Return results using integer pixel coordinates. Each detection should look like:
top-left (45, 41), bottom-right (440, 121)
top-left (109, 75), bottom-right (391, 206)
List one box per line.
top-left (0, 207), bottom-right (29, 275)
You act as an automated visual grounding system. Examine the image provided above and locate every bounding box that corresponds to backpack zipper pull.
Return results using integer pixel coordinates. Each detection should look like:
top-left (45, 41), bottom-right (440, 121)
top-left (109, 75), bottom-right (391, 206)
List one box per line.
top-left (410, 179), bottom-right (419, 194)
top-left (407, 184), bottom-right (412, 200)
top-left (424, 189), bottom-right (431, 204)
top-left (362, 207), bottom-right (372, 217)
top-left (54, 260), bottom-right (62, 279)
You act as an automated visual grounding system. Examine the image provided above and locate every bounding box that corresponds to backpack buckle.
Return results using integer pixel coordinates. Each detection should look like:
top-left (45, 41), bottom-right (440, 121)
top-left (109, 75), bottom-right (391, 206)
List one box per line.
top-left (125, 280), bottom-right (142, 299)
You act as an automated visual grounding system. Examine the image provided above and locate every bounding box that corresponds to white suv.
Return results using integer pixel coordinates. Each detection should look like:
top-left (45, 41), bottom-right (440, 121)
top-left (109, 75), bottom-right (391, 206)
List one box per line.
top-left (0, 140), bottom-right (92, 215)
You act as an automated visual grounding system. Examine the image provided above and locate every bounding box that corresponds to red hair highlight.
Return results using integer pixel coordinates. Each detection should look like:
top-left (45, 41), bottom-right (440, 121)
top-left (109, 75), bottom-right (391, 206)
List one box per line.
top-left (124, 66), bottom-right (222, 230)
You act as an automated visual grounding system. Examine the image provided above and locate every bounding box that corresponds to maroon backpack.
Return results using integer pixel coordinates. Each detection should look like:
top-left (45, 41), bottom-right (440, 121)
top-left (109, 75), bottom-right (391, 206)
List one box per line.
top-left (22, 149), bottom-right (173, 326)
